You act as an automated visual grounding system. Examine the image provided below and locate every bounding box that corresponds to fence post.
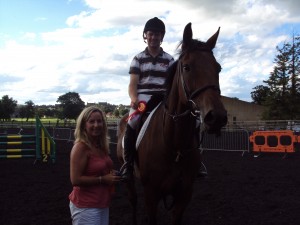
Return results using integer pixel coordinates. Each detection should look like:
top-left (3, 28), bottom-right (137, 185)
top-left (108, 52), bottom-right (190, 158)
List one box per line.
top-left (35, 116), bottom-right (41, 161)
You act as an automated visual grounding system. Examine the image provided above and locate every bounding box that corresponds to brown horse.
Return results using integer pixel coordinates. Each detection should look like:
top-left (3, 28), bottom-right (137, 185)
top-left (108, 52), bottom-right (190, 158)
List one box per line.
top-left (117, 23), bottom-right (227, 225)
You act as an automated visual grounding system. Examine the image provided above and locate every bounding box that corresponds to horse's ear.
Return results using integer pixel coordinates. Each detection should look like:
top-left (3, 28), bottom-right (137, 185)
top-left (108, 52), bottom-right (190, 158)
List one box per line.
top-left (206, 27), bottom-right (220, 50)
top-left (183, 23), bottom-right (193, 46)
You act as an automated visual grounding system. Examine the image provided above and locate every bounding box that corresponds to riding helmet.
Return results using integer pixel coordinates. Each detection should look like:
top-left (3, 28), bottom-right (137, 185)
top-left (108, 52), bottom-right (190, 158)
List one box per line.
top-left (143, 17), bottom-right (165, 35)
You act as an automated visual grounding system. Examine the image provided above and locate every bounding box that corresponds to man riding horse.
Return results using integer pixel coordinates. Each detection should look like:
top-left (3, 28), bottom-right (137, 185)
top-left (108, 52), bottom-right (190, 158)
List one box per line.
top-left (120, 17), bottom-right (175, 182)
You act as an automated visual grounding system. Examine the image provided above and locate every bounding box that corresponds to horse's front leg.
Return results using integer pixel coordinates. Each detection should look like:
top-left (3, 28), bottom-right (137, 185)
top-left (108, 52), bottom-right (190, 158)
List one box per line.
top-left (125, 180), bottom-right (138, 225)
top-left (144, 187), bottom-right (160, 225)
top-left (171, 185), bottom-right (193, 225)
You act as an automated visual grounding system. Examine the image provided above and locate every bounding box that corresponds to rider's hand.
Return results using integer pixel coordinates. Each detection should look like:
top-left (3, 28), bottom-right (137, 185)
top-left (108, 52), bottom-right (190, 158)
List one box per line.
top-left (130, 99), bottom-right (138, 109)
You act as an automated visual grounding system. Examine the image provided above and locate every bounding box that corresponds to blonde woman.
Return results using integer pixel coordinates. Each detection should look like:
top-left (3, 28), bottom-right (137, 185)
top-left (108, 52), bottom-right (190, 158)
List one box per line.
top-left (69, 106), bottom-right (120, 225)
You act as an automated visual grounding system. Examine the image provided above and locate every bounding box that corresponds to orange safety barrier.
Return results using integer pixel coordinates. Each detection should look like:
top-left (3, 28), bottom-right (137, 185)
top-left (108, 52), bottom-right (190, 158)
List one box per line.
top-left (249, 130), bottom-right (298, 153)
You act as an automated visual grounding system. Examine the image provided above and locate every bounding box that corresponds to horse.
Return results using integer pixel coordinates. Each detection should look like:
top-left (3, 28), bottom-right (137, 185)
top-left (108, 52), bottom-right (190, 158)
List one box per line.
top-left (117, 23), bottom-right (227, 225)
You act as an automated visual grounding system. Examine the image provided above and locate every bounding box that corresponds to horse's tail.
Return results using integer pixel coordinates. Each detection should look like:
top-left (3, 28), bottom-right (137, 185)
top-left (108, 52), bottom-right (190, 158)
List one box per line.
top-left (116, 113), bottom-right (128, 164)
top-left (117, 113), bottom-right (128, 137)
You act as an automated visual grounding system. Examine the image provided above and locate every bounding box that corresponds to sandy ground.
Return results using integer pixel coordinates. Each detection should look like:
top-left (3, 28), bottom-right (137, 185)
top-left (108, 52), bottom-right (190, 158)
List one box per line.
top-left (1, 140), bottom-right (300, 225)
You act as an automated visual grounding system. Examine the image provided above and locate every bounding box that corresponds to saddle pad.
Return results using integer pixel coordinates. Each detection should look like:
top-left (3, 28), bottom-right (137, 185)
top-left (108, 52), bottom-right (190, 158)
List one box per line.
top-left (135, 102), bottom-right (162, 150)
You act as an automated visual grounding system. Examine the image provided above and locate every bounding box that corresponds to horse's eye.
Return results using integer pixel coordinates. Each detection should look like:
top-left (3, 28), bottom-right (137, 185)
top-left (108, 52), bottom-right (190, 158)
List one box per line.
top-left (183, 64), bottom-right (190, 72)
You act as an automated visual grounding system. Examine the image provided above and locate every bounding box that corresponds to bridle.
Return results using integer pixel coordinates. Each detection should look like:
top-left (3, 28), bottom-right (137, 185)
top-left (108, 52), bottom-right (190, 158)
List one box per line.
top-left (162, 47), bottom-right (222, 162)
top-left (165, 51), bottom-right (221, 121)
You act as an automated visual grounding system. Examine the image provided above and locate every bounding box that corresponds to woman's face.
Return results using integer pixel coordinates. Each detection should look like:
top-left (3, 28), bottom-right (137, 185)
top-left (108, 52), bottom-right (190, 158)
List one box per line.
top-left (145, 31), bottom-right (163, 48)
top-left (85, 111), bottom-right (104, 138)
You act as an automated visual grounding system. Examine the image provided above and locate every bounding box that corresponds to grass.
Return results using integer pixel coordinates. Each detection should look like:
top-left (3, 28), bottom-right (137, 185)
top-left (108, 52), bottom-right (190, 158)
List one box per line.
top-left (2, 117), bottom-right (120, 128)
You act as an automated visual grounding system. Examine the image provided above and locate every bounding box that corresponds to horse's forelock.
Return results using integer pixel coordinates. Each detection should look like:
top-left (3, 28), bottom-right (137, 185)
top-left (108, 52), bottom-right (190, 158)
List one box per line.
top-left (164, 39), bottom-right (210, 99)
top-left (178, 39), bottom-right (209, 57)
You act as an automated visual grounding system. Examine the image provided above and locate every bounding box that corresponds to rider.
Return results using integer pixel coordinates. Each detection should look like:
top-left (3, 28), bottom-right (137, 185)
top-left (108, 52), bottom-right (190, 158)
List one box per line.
top-left (120, 17), bottom-right (174, 182)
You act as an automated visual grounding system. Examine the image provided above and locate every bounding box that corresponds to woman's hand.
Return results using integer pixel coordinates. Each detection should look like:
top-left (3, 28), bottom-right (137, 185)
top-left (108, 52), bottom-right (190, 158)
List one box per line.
top-left (100, 170), bottom-right (121, 185)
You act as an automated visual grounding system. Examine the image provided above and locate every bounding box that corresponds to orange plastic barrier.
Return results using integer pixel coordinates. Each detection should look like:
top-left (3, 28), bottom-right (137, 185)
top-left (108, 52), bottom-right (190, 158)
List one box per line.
top-left (249, 130), bottom-right (298, 153)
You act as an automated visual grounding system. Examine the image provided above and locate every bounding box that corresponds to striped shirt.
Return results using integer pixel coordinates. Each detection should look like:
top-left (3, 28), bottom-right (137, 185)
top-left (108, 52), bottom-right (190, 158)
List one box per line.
top-left (129, 47), bottom-right (174, 94)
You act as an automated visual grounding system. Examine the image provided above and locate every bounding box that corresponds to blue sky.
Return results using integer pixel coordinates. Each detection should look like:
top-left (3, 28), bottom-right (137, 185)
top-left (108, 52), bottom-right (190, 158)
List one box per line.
top-left (1, 0), bottom-right (300, 106)
top-left (0, 0), bottom-right (89, 45)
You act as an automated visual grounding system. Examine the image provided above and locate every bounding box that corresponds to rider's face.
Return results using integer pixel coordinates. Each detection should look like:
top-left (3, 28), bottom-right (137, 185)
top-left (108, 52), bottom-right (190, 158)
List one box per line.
top-left (145, 31), bottom-right (163, 48)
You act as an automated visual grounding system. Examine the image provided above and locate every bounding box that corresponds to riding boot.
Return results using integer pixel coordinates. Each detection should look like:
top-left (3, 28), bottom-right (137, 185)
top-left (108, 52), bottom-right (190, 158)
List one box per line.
top-left (120, 125), bottom-right (136, 182)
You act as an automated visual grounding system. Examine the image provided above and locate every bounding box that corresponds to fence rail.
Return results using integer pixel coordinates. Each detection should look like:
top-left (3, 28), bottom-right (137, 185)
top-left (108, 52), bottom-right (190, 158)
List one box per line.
top-left (200, 128), bottom-right (250, 154)
top-left (0, 117), bottom-right (56, 163)
top-left (1, 124), bottom-right (299, 154)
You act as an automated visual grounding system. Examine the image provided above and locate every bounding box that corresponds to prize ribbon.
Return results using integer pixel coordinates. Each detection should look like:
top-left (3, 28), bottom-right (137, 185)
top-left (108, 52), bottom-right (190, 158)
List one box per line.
top-left (126, 101), bottom-right (147, 121)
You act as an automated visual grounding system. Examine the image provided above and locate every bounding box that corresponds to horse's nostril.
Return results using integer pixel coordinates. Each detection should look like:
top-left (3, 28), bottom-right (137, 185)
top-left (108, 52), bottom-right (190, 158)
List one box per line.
top-left (204, 111), bottom-right (214, 124)
top-left (204, 110), bottom-right (228, 127)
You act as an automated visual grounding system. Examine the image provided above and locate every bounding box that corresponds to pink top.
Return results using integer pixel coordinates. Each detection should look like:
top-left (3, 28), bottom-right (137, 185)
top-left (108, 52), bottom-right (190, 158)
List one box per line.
top-left (69, 153), bottom-right (114, 208)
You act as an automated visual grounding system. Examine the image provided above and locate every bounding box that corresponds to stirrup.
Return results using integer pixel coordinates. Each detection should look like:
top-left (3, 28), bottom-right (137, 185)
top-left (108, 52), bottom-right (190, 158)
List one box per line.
top-left (197, 170), bottom-right (208, 178)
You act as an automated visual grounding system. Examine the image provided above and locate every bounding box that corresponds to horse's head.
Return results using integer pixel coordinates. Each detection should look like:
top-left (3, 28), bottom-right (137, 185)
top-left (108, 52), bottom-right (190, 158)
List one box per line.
top-left (174, 23), bottom-right (227, 133)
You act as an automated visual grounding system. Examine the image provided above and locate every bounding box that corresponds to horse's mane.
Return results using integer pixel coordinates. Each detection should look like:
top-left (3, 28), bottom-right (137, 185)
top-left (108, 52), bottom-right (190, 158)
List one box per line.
top-left (164, 39), bottom-right (208, 98)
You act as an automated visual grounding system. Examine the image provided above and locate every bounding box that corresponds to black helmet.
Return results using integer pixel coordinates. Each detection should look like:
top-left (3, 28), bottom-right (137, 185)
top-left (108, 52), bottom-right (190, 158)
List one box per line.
top-left (143, 17), bottom-right (165, 35)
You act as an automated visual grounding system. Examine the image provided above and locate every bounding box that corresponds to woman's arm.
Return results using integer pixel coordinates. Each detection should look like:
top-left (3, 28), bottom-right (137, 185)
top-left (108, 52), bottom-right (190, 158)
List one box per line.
top-left (70, 143), bottom-right (98, 186)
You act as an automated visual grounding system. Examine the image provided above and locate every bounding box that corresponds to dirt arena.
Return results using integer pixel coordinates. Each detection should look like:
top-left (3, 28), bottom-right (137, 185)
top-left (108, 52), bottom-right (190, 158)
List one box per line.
top-left (1, 139), bottom-right (300, 225)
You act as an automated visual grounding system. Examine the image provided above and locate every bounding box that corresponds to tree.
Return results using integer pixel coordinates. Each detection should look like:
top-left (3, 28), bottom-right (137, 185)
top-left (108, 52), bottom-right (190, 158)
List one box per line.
top-left (252, 36), bottom-right (300, 120)
top-left (251, 85), bottom-right (270, 105)
top-left (113, 108), bottom-right (120, 117)
top-left (18, 101), bottom-right (35, 121)
top-left (18, 105), bottom-right (27, 119)
top-left (287, 34), bottom-right (300, 119)
top-left (98, 102), bottom-right (116, 114)
top-left (56, 92), bottom-right (85, 120)
top-left (0, 95), bottom-right (17, 121)
top-left (24, 100), bottom-right (35, 121)
top-left (118, 104), bottom-right (129, 116)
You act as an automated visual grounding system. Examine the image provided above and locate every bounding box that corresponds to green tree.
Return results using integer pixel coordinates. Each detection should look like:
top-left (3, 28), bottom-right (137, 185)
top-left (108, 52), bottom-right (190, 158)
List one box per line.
top-left (252, 36), bottom-right (300, 120)
top-left (117, 104), bottom-right (129, 116)
top-left (113, 108), bottom-right (120, 117)
top-left (287, 34), bottom-right (300, 119)
top-left (36, 105), bottom-right (57, 118)
top-left (0, 95), bottom-right (17, 121)
top-left (251, 85), bottom-right (270, 105)
top-left (57, 92), bottom-right (85, 120)
top-left (23, 100), bottom-right (35, 121)
top-left (263, 43), bottom-right (290, 119)
top-left (19, 105), bottom-right (27, 119)
top-left (36, 107), bottom-right (46, 118)
top-left (98, 102), bottom-right (116, 114)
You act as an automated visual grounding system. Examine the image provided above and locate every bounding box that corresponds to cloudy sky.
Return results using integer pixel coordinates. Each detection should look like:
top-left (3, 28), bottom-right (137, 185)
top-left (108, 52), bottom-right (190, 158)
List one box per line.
top-left (1, 0), bottom-right (300, 106)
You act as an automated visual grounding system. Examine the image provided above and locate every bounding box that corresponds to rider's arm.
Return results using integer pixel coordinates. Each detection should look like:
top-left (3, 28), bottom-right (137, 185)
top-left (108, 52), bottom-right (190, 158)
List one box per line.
top-left (128, 73), bottom-right (139, 109)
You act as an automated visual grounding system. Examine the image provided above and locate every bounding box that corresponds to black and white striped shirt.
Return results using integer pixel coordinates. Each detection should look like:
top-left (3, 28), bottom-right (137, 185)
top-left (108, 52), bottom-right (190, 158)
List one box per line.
top-left (129, 47), bottom-right (174, 94)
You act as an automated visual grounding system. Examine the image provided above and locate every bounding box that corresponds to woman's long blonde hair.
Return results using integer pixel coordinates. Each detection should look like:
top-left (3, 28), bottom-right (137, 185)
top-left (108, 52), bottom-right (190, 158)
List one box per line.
top-left (74, 106), bottom-right (109, 154)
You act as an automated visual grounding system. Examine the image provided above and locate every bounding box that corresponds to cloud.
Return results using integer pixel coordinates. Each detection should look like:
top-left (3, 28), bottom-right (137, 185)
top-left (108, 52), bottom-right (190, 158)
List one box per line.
top-left (0, 0), bottom-right (300, 106)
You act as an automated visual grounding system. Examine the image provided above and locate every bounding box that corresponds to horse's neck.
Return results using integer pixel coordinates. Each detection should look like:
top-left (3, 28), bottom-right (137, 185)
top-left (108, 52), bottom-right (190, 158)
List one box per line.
top-left (164, 96), bottom-right (198, 149)
top-left (165, 77), bottom-right (190, 118)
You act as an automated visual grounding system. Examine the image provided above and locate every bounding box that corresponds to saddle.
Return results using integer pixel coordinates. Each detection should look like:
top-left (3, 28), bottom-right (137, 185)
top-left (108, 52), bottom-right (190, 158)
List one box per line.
top-left (135, 94), bottom-right (164, 149)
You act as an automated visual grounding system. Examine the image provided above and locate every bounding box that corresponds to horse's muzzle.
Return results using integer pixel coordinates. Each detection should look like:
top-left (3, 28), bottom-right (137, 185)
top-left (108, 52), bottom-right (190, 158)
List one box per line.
top-left (203, 109), bottom-right (228, 133)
